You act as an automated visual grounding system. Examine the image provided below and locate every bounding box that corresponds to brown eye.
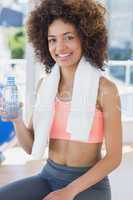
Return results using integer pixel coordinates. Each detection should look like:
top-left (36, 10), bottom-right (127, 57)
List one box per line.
top-left (68, 36), bottom-right (74, 40)
top-left (64, 35), bottom-right (74, 41)
top-left (48, 38), bottom-right (56, 44)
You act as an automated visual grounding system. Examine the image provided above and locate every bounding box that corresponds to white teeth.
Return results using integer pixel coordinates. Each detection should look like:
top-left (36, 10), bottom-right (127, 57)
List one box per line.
top-left (59, 53), bottom-right (71, 58)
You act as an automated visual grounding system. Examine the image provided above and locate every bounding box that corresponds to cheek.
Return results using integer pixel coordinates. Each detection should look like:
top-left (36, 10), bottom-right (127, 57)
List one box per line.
top-left (49, 46), bottom-right (55, 57)
top-left (73, 45), bottom-right (82, 57)
top-left (70, 40), bottom-right (82, 53)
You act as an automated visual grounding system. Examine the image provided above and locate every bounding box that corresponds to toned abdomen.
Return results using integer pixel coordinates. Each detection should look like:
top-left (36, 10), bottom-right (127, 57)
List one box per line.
top-left (48, 139), bottom-right (102, 167)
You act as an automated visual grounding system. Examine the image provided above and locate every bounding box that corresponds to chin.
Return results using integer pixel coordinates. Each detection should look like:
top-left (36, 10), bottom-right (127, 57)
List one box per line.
top-left (59, 62), bottom-right (75, 68)
top-left (57, 59), bottom-right (78, 68)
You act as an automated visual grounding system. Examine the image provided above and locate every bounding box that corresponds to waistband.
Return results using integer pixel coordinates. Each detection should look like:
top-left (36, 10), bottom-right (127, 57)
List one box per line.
top-left (41, 159), bottom-right (92, 180)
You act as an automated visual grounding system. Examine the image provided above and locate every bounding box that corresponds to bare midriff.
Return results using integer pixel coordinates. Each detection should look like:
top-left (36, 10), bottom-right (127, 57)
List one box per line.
top-left (48, 99), bottom-right (103, 167)
top-left (48, 139), bottom-right (102, 167)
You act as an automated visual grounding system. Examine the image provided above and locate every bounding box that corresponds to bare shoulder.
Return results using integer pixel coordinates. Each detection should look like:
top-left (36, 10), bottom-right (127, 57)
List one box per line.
top-left (98, 76), bottom-right (120, 110)
top-left (100, 76), bottom-right (118, 92)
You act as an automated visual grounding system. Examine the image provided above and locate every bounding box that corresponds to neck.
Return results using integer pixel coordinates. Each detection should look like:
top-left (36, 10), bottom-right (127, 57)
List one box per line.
top-left (59, 66), bottom-right (76, 87)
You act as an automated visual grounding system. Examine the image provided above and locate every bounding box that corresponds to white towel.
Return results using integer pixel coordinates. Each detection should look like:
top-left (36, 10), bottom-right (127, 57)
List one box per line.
top-left (32, 56), bottom-right (102, 159)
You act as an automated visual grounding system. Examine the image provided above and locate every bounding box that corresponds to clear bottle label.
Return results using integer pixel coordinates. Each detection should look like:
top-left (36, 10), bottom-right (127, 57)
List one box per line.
top-left (2, 79), bottom-right (19, 119)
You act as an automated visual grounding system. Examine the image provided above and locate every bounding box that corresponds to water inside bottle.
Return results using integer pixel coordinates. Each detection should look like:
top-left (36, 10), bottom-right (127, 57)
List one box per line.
top-left (2, 76), bottom-right (19, 119)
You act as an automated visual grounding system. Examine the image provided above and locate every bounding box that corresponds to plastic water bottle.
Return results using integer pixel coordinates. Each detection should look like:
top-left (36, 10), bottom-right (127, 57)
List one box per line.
top-left (0, 83), bottom-right (4, 110)
top-left (2, 75), bottom-right (19, 119)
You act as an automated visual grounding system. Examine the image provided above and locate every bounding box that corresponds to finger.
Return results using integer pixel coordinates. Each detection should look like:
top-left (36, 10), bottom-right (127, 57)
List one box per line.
top-left (42, 196), bottom-right (50, 200)
top-left (1, 112), bottom-right (18, 121)
top-left (11, 112), bottom-right (18, 117)
top-left (1, 117), bottom-right (11, 122)
top-left (1, 117), bottom-right (17, 122)
top-left (42, 195), bottom-right (52, 200)
top-left (0, 110), bottom-right (8, 116)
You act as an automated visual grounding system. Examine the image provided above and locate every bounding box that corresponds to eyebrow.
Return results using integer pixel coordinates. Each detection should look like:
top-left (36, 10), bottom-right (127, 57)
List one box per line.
top-left (48, 32), bottom-right (75, 37)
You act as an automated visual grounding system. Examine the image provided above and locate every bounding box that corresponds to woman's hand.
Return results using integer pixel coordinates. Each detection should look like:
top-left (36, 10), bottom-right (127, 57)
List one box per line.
top-left (42, 186), bottom-right (77, 200)
top-left (0, 102), bottom-right (23, 123)
top-left (0, 110), bottom-right (19, 122)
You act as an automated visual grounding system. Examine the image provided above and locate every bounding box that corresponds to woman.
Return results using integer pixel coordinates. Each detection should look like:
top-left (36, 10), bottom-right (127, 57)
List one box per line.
top-left (0, 0), bottom-right (122, 199)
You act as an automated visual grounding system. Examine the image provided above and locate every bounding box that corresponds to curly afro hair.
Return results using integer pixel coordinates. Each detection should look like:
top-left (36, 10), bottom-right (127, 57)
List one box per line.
top-left (27, 0), bottom-right (108, 73)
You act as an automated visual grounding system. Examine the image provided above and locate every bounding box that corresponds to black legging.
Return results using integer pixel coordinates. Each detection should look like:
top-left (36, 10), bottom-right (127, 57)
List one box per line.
top-left (0, 159), bottom-right (111, 200)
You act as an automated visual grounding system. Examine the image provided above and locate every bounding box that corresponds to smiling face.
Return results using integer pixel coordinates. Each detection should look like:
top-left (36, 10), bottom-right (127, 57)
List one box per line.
top-left (48, 19), bottom-right (82, 69)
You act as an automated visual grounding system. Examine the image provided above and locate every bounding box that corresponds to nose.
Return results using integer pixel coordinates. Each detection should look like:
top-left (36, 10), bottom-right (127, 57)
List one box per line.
top-left (56, 38), bottom-right (67, 54)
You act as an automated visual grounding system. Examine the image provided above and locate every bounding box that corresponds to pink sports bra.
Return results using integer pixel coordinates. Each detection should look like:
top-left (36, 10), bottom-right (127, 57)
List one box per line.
top-left (50, 97), bottom-right (104, 143)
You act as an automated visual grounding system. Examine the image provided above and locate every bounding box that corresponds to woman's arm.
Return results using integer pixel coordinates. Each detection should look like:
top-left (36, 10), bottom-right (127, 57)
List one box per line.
top-left (13, 77), bottom-right (45, 154)
top-left (13, 116), bottom-right (34, 154)
top-left (0, 78), bottom-right (44, 155)
top-left (66, 77), bottom-right (122, 196)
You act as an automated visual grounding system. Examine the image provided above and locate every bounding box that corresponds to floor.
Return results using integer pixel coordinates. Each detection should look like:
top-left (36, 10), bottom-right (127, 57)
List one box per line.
top-left (0, 146), bottom-right (133, 200)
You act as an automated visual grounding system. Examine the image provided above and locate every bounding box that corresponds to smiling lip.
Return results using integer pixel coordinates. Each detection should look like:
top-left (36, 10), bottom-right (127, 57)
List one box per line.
top-left (57, 53), bottom-right (72, 60)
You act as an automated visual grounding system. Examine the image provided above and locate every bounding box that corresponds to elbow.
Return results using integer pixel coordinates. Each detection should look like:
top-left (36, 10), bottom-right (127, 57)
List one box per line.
top-left (106, 153), bottom-right (122, 169)
top-left (113, 156), bottom-right (122, 169)
top-left (27, 150), bottom-right (32, 155)
top-left (27, 148), bottom-right (32, 155)
top-left (25, 141), bottom-right (33, 155)
top-left (25, 146), bottom-right (32, 155)
top-left (114, 151), bottom-right (122, 168)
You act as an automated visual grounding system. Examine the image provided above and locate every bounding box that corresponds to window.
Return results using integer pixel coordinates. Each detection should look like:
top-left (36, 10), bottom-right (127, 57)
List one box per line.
top-left (108, 65), bottom-right (126, 83)
top-left (130, 66), bottom-right (133, 85)
top-left (107, 0), bottom-right (133, 60)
